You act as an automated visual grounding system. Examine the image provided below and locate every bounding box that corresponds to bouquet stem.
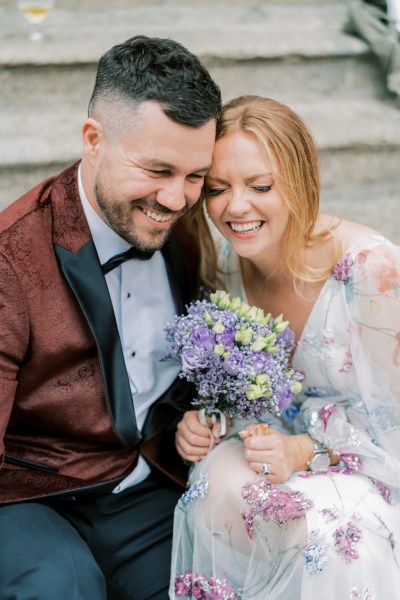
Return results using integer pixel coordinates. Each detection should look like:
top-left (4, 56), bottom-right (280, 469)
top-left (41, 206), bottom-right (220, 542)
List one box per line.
top-left (199, 408), bottom-right (227, 453)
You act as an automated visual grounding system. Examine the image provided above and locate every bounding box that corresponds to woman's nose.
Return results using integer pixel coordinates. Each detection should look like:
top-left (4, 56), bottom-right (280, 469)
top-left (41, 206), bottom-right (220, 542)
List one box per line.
top-left (227, 189), bottom-right (251, 217)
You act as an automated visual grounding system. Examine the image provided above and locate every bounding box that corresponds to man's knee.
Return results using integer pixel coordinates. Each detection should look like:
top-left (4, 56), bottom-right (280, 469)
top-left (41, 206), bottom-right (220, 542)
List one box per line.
top-left (0, 502), bottom-right (106, 600)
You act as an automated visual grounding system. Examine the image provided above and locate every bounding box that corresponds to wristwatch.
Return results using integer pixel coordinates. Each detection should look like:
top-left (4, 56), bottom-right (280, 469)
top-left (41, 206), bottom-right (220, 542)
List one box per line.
top-left (307, 437), bottom-right (331, 472)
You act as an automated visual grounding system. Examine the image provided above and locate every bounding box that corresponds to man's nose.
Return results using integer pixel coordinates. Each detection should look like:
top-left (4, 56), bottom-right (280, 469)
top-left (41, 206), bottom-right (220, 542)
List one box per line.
top-left (156, 180), bottom-right (186, 212)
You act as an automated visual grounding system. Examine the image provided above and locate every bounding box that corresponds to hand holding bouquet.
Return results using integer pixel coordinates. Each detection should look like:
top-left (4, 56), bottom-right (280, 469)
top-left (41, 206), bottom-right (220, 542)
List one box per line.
top-left (164, 291), bottom-right (303, 431)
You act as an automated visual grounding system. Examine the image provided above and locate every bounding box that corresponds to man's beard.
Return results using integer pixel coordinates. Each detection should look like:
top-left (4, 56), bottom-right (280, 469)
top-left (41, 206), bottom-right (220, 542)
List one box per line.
top-left (94, 180), bottom-right (188, 252)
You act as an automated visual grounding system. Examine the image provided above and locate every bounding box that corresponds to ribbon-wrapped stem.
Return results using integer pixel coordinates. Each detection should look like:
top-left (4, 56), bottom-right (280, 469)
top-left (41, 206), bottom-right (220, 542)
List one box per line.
top-left (199, 408), bottom-right (227, 453)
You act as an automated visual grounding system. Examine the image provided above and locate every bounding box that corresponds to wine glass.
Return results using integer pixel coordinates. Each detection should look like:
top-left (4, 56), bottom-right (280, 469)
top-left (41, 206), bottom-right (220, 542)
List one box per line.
top-left (17, 0), bottom-right (55, 41)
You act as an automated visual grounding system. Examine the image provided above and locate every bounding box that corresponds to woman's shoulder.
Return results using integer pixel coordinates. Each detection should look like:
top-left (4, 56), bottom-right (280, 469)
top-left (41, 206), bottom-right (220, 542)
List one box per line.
top-left (318, 214), bottom-right (382, 252)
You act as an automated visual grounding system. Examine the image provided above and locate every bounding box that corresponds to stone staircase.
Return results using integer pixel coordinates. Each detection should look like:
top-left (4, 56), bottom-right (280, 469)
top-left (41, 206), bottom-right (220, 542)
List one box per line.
top-left (0, 0), bottom-right (399, 242)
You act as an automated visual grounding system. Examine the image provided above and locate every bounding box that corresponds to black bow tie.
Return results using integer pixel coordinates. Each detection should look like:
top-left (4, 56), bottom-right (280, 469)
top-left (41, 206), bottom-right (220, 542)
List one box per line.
top-left (102, 247), bottom-right (154, 275)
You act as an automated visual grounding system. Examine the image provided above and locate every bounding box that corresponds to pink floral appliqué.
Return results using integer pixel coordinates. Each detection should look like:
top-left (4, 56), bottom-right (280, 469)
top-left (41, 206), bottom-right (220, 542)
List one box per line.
top-left (241, 479), bottom-right (313, 539)
top-left (340, 453), bottom-right (364, 472)
top-left (369, 248), bottom-right (400, 293)
top-left (320, 403), bottom-right (338, 430)
top-left (371, 478), bottom-right (393, 505)
top-left (331, 253), bottom-right (354, 284)
top-left (333, 519), bottom-right (362, 563)
top-left (174, 570), bottom-right (238, 599)
top-left (339, 350), bottom-right (353, 373)
top-left (320, 506), bottom-right (340, 523)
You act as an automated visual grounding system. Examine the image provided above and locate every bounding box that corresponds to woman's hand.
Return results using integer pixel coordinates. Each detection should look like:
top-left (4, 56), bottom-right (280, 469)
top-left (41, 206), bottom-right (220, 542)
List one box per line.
top-left (175, 410), bottom-right (223, 462)
top-left (239, 424), bottom-right (314, 484)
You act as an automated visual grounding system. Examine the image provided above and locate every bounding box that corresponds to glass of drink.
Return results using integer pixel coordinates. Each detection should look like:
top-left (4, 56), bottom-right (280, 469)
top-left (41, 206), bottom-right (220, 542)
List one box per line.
top-left (17, 0), bottom-right (56, 41)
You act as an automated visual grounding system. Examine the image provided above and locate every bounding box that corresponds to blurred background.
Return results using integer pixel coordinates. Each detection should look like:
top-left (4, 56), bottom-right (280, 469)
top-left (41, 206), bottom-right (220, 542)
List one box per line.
top-left (0, 0), bottom-right (399, 242)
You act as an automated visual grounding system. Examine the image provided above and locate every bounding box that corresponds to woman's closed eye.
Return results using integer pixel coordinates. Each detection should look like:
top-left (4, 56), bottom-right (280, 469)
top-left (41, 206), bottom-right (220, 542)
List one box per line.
top-left (206, 187), bottom-right (226, 197)
top-left (253, 185), bottom-right (273, 193)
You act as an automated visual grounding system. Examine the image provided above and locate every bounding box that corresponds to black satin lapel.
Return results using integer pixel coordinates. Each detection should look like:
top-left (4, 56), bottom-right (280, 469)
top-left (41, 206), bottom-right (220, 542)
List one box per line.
top-left (161, 235), bottom-right (187, 316)
top-left (54, 241), bottom-right (141, 447)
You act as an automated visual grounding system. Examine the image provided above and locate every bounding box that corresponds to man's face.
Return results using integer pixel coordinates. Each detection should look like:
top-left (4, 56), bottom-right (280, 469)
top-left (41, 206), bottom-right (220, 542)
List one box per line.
top-left (83, 101), bottom-right (216, 252)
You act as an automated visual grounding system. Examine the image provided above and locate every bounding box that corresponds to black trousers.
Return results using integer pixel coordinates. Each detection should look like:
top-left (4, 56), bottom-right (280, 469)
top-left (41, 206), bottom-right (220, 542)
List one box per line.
top-left (0, 474), bottom-right (182, 600)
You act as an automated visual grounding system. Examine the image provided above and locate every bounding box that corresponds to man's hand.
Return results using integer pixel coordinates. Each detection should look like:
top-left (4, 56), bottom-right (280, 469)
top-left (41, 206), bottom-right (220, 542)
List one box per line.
top-left (175, 410), bottom-right (222, 462)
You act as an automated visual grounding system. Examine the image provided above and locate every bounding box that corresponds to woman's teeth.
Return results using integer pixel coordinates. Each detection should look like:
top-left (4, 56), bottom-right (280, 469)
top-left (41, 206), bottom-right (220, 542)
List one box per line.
top-left (230, 221), bottom-right (262, 233)
top-left (142, 208), bottom-right (173, 223)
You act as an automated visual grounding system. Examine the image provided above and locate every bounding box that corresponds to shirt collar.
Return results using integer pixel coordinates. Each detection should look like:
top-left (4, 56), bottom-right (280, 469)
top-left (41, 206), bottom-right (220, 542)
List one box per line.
top-left (78, 164), bottom-right (130, 265)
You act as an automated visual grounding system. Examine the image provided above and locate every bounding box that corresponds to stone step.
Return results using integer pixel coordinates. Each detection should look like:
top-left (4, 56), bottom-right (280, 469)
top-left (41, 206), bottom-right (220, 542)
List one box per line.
top-left (0, 1), bottom-right (398, 242)
top-left (0, 3), bottom-right (381, 110)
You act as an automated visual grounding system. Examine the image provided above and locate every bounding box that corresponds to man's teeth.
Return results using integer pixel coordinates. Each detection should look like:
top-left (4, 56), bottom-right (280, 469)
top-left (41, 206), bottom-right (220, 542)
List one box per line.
top-left (142, 208), bottom-right (173, 223)
top-left (230, 221), bottom-right (262, 233)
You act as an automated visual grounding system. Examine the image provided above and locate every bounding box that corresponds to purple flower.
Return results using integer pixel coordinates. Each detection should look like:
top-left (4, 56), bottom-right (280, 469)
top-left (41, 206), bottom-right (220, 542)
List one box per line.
top-left (222, 348), bottom-right (246, 376)
top-left (276, 386), bottom-right (293, 409)
top-left (191, 327), bottom-right (217, 351)
top-left (181, 347), bottom-right (209, 372)
top-left (216, 327), bottom-right (235, 349)
top-left (249, 352), bottom-right (274, 374)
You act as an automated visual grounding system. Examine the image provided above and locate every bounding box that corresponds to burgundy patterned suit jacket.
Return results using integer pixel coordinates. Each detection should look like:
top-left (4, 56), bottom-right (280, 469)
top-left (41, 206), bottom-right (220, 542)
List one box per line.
top-left (0, 162), bottom-right (199, 504)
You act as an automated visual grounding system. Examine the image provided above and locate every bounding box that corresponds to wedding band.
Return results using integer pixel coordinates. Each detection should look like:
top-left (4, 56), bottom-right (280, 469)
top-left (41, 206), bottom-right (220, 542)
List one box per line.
top-left (261, 462), bottom-right (270, 476)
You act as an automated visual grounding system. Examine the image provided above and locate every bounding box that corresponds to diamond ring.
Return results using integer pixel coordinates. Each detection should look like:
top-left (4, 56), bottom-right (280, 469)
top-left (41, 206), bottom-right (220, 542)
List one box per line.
top-left (261, 462), bottom-right (270, 476)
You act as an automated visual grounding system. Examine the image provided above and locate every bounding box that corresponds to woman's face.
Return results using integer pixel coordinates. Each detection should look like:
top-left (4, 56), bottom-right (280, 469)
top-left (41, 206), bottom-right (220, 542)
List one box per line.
top-left (205, 130), bottom-right (290, 261)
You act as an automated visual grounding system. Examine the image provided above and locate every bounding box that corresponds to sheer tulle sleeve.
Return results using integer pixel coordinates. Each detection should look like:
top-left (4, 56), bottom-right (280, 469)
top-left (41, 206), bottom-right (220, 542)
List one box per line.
top-left (302, 238), bottom-right (400, 492)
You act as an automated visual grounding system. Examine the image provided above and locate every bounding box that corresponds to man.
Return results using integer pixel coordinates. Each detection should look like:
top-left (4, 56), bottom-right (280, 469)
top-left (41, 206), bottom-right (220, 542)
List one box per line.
top-left (0, 35), bottom-right (221, 600)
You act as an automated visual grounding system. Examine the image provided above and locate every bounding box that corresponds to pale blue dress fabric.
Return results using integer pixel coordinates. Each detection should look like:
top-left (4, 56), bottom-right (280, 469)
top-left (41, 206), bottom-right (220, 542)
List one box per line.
top-left (170, 235), bottom-right (400, 599)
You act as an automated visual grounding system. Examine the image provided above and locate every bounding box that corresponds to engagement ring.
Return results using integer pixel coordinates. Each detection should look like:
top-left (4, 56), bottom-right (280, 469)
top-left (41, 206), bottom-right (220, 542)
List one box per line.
top-left (261, 462), bottom-right (270, 476)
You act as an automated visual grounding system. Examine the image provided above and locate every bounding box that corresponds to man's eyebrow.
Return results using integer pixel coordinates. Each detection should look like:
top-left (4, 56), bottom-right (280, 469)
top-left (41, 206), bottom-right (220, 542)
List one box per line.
top-left (145, 161), bottom-right (211, 174)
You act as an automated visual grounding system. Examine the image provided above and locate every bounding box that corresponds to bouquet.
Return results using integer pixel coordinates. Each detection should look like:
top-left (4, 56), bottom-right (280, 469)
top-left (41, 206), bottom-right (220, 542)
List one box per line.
top-left (164, 291), bottom-right (303, 428)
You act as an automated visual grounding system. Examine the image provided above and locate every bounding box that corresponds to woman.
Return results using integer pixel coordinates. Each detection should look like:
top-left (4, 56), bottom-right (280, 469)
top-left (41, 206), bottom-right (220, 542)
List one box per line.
top-left (170, 96), bottom-right (400, 599)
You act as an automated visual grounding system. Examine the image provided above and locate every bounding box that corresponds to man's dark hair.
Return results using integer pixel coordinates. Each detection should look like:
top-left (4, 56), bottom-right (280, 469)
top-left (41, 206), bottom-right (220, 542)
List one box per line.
top-left (88, 35), bottom-right (221, 127)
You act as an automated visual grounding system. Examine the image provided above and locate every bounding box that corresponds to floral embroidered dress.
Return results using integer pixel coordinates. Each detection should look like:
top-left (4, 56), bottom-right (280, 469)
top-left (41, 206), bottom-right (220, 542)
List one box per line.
top-left (170, 235), bottom-right (400, 600)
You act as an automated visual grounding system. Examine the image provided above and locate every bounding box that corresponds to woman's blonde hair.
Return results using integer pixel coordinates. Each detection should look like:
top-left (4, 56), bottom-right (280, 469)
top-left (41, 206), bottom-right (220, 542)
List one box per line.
top-left (194, 95), bottom-right (339, 292)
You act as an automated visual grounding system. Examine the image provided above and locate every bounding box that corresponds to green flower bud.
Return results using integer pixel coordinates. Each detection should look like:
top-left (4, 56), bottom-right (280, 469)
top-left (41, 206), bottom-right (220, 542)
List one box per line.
top-left (204, 310), bottom-right (214, 326)
top-left (261, 312), bottom-right (272, 326)
top-left (290, 381), bottom-right (303, 394)
top-left (266, 346), bottom-right (278, 353)
top-left (239, 327), bottom-right (254, 346)
top-left (255, 308), bottom-right (265, 323)
top-left (255, 373), bottom-right (270, 386)
top-left (273, 320), bottom-right (289, 333)
top-left (250, 335), bottom-right (266, 352)
top-left (229, 296), bottom-right (242, 311)
top-left (263, 332), bottom-right (277, 346)
top-left (214, 343), bottom-right (225, 356)
top-left (211, 290), bottom-right (231, 310)
top-left (212, 320), bottom-right (225, 334)
top-left (246, 384), bottom-right (264, 400)
top-left (246, 306), bottom-right (259, 322)
top-left (238, 302), bottom-right (251, 319)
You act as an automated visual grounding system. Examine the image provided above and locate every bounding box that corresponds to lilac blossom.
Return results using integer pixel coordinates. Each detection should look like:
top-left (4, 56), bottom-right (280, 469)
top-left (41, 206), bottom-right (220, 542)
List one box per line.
top-left (191, 327), bottom-right (217, 351)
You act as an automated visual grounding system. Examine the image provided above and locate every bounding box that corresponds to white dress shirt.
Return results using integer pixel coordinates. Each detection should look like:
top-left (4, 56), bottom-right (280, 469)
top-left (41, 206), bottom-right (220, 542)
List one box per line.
top-left (78, 167), bottom-right (180, 492)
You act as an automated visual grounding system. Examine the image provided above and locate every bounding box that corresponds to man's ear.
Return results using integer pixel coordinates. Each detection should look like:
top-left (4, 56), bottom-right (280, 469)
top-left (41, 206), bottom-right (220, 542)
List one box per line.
top-left (82, 118), bottom-right (103, 164)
